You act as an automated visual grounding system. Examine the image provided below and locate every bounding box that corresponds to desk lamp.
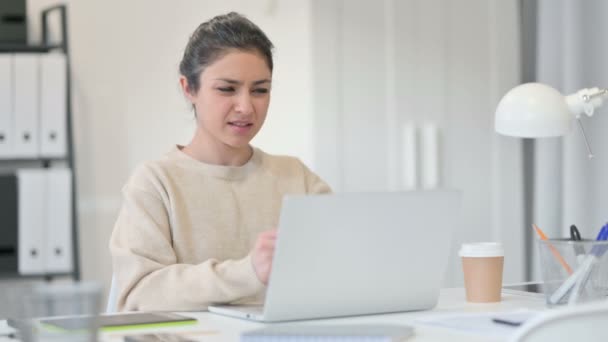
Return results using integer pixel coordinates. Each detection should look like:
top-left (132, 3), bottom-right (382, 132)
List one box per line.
top-left (495, 82), bottom-right (608, 158)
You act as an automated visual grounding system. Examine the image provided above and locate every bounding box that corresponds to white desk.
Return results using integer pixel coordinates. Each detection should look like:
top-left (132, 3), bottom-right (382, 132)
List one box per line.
top-left (0, 288), bottom-right (547, 342)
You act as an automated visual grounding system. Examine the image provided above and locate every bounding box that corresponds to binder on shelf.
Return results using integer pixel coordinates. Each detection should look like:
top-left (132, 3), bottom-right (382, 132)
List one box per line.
top-left (0, 55), bottom-right (13, 158)
top-left (17, 169), bottom-right (47, 275)
top-left (39, 53), bottom-right (67, 158)
top-left (13, 53), bottom-right (40, 158)
top-left (44, 168), bottom-right (73, 273)
top-left (0, 174), bottom-right (19, 274)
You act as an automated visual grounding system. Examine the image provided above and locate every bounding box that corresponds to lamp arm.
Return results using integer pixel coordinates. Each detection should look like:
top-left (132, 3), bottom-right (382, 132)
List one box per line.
top-left (564, 87), bottom-right (607, 159)
top-left (565, 87), bottom-right (608, 118)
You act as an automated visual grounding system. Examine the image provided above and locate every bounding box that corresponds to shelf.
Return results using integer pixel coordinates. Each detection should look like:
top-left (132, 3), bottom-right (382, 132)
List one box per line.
top-left (0, 157), bottom-right (69, 163)
top-left (0, 272), bottom-right (73, 280)
top-left (0, 44), bottom-right (63, 53)
top-left (0, 4), bottom-right (80, 282)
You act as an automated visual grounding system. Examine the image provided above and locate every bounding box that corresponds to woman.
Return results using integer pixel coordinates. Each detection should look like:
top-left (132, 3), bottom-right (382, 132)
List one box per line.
top-left (110, 12), bottom-right (330, 311)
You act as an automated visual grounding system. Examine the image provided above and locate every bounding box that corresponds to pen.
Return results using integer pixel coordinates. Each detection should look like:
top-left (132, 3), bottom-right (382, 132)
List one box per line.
top-left (533, 224), bottom-right (573, 275)
top-left (492, 318), bottom-right (523, 327)
top-left (590, 224), bottom-right (608, 256)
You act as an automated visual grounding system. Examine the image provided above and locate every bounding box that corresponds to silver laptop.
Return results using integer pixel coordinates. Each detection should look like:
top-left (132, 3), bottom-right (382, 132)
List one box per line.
top-left (208, 191), bottom-right (461, 322)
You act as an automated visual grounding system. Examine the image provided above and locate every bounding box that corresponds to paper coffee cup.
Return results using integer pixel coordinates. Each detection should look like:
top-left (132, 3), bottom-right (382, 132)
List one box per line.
top-left (459, 242), bottom-right (504, 303)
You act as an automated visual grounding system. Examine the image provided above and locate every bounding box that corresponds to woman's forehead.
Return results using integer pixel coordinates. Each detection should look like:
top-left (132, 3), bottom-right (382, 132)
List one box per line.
top-left (203, 50), bottom-right (271, 79)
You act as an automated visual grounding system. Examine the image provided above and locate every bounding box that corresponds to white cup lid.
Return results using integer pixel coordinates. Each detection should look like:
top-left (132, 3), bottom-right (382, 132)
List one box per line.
top-left (459, 242), bottom-right (504, 257)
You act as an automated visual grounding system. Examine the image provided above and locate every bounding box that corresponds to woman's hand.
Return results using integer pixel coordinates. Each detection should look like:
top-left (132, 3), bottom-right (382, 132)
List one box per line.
top-left (251, 229), bottom-right (277, 285)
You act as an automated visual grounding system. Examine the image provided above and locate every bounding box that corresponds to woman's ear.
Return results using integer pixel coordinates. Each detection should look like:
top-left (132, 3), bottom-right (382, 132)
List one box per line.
top-left (179, 76), bottom-right (195, 102)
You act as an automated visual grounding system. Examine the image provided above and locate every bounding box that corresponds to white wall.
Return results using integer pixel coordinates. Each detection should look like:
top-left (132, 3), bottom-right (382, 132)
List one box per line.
top-left (27, 0), bottom-right (316, 302)
top-left (312, 0), bottom-right (525, 286)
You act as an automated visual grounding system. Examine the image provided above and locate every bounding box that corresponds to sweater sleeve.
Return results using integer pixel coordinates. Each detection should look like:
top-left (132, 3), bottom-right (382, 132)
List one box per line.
top-left (109, 182), bottom-right (265, 312)
top-left (300, 162), bottom-right (332, 194)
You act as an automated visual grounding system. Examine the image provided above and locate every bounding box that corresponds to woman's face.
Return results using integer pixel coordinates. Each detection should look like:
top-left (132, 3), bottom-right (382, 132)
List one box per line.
top-left (183, 50), bottom-right (272, 151)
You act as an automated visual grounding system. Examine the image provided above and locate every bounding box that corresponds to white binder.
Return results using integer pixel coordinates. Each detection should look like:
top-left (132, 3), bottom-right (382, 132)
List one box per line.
top-left (17, 169), bottom-right (47, 275)
top-left (39, 54), bottom-right (67, 158)
top-left (13, 54), bottom-right (40, 158)
top-left (45, 168), bottom-right (73, 273)
top-left (0, 55), bottom-right (13, 158)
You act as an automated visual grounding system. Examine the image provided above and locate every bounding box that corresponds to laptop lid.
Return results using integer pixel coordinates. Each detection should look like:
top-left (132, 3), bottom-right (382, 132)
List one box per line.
top-left (262, 190), bottom-right (461, 322)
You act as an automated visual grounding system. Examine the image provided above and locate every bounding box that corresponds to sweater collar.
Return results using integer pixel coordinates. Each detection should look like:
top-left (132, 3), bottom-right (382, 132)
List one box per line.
top-left (171, 145), bottom-right (263, 180)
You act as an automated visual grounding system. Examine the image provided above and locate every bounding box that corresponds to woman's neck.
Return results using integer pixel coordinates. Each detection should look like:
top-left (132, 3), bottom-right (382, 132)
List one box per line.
top-left (182, 129), bottom-right (253, 166)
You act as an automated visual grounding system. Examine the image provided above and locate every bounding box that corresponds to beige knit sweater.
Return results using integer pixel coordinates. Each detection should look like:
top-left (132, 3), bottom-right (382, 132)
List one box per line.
top-left (109, 146), bottom-right (331, 311)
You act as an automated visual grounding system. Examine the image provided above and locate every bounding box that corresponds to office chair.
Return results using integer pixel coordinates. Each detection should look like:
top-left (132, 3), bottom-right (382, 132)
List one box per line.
top-left (509, 300), bottom-right (608, 342)
top-left (106, 275), bottom-right (118, 313)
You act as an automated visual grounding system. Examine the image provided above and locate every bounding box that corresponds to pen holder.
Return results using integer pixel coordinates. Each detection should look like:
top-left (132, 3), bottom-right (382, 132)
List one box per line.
top-left (537, 239), bottom-right (608, 307)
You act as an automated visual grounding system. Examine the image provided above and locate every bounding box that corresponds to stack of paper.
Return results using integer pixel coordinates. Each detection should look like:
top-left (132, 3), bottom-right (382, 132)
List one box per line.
top-left (415, 310), bottom-right (539, 339)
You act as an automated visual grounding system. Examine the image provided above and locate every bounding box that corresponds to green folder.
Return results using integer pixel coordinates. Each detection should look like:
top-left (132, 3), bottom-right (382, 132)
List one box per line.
top-left (38, 312), bottom-right (197, 332)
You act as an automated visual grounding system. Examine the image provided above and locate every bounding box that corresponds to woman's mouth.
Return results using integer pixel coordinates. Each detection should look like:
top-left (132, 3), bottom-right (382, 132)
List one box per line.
top-left (228, 121), bottom-right (254, 134)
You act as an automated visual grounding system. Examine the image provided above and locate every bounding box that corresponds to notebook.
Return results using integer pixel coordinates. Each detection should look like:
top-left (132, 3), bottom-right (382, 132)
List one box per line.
top-left (9, 312), bottom-right (197, 332)
top-left (241, 324), bottom-right (414, 341)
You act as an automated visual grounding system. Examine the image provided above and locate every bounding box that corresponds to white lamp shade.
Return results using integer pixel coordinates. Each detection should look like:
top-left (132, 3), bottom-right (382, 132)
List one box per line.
top-left (495, 83), bottom-right (574, 138)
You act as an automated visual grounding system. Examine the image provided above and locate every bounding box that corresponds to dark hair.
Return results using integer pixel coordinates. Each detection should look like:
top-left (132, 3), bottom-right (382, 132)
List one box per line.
top-left (179, 12), bottom-right (274, 94)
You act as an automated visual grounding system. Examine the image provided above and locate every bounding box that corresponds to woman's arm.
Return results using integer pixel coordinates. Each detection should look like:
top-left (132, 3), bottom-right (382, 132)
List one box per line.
top-left (109, 185), bottom-right (265, 311)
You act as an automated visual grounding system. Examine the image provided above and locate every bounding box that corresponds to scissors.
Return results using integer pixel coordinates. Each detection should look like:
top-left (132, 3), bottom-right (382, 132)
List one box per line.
top-left (570, 224), bottom-right (585, 256)
top-left (570, 225), bottom-right (582, 241)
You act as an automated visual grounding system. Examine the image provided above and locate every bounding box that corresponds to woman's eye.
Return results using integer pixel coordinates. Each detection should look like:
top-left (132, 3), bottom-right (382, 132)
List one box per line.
top-left (217, 87), bottom-right (235, 93)
top-left (253, 88), bottom-right (269, 94)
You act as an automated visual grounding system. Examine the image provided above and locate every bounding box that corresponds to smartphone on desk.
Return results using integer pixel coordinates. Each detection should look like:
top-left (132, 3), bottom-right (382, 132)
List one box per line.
top-left (124, 333), bottom-right (195, 342)
top-left (502, 282), bottom-right (544, 297)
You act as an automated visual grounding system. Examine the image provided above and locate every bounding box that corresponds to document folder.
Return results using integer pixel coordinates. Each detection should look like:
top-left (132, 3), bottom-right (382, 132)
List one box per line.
top-left (13, 54), bottom-right (40, 158)
top-left (0, 55), bottom-right (13, 158)
top-left (39, 54), bottom-right (67, 158)
top-left (17, 169), bottom-right (46, 274)
top-left (45, 168), bottom-right (72, 273)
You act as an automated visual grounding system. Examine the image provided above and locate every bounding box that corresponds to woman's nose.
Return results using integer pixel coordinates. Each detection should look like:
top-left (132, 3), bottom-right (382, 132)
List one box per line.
top-left (235, 92), bottom-right (254, 115)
